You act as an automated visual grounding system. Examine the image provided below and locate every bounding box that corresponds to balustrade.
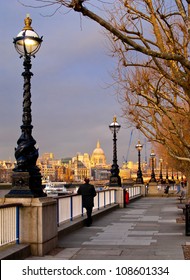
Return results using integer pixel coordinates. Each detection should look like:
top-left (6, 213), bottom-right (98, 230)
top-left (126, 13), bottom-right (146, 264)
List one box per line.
top-left (0, 204), bottom-right (21, 247)
top-left (0, 185), bottom-right (142, 248)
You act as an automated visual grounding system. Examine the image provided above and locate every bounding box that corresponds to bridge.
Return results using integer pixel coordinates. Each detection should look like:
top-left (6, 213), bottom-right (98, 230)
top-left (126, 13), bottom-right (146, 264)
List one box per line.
top-left (0, 184), bottom-right (190, 260)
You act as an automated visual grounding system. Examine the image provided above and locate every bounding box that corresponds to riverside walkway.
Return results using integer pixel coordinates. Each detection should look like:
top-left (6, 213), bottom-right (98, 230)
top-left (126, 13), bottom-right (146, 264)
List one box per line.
top-left (26, 197), bottom-right (190, 260)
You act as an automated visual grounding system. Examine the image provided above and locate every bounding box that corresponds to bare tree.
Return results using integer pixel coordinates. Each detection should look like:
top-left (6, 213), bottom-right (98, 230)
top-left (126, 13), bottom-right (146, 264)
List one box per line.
top-left (28, 1), bottom-right (190, 65)
top-left (28, 1), bottom-right (190, 189)
top-left (105, 0), bottom-right (190, 156)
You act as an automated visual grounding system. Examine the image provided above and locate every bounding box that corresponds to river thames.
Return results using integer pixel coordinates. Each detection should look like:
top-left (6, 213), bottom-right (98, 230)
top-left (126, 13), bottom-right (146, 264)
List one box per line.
top-left (0, 189), bottom-right (10, 197)
top-left (0, 184), bottom-right (11, 197)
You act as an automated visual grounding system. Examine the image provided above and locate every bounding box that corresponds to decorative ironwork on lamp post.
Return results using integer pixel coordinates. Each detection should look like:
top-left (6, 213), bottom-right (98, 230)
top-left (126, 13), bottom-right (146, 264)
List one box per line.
top-left (135, 140), bottom-right (144, 184)
top-left (109, 116), bottom-right (121, 187)
top-left (6, 15), bottom-right (45, 197)
top-left (149, 149), bottom-right (156, 182)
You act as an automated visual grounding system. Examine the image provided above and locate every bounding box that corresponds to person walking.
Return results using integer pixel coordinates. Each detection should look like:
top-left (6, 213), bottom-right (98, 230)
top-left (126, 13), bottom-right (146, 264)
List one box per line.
top-left (77, 178), bottom-right (96, 226)
top-left (164, 184), bottom-right (170, 197)
top-left (175, 179), bottom-right (181, 194)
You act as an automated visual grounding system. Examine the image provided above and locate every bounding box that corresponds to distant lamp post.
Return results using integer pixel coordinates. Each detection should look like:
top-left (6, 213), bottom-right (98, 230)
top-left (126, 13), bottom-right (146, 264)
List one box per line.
top-left (109, 116), bottom-right (121, 187)
top-left (171, 168), bottom-right (174, 182)
top-left (149, 149), bottom-right (156, 182)
top-left (159, 158), bottom-right (163, 183)
top-left (6, 15), bottom-right (45, 197)
top-left (166, 162), bottom-right (169, 183)
top-left (135, 140), bottom-right (144, 184)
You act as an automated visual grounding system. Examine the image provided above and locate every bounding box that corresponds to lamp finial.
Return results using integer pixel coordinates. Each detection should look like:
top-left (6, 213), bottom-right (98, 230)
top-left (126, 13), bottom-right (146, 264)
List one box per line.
top-left (23, 14), bottom-right (33, 31)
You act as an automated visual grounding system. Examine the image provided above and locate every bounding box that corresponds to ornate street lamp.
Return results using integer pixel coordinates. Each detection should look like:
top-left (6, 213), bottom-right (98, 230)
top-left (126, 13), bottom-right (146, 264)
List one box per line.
top-left (6, 15), bottom-right (45, 197)
top-left (135, 140), bottom-right (144, 184)
top-left (149, 149), bottom-right (156, 182)
top-left (109, 116), bottom-right (121, 186)
top-left (159, 158), bottom-right (163, 183)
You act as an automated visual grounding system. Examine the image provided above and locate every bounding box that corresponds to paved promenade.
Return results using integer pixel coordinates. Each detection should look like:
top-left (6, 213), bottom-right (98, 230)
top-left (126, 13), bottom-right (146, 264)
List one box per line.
top-left (26, 197), bottom-right (190, 260)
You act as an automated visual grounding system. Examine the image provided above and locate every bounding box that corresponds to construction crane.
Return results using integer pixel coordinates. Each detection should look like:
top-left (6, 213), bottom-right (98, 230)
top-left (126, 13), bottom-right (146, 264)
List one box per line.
top-left (123, 130), bottom-right (133, 163)
top-left (144, 138), bottom-right (148, 164)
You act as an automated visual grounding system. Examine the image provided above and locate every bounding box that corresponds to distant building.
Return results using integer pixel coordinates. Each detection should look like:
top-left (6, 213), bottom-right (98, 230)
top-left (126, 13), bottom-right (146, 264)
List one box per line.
top-left (90, 141), bottom-right (112, 180)
top-left (41, 152), bottom-right (54, 161)
top-left (91, 168), bottom-right (110, 180)
top-left (91, 140), bottom-right (106, 167)
top-left (73, 158), bottom-right (89, 182)
top-left (119, 162), bottom-right (131, 180)
top-left (38, 153), bottom-right (64, 182)
top-left (0, 149), bottom-right (182, 184)
top-left (70, 141), bottom-right (111, 181)
top-left (0, 161), bottom-right (15, 183)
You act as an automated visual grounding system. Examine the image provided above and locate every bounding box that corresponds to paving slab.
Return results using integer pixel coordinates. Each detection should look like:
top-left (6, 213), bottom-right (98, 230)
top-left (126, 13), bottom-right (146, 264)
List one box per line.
top-left (26, 197), bottom-right (190, 260)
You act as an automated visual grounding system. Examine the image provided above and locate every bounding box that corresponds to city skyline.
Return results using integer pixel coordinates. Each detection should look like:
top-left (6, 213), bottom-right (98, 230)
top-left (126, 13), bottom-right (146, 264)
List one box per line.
top-left (0, 2), bottom-right (151, 166)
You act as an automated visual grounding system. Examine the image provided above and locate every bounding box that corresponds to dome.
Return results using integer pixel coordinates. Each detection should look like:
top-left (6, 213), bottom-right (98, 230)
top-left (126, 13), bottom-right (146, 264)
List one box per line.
top-left (92, 140), bottom-right (105, 155)
top-left (91, 140), bottom-right (106, 166)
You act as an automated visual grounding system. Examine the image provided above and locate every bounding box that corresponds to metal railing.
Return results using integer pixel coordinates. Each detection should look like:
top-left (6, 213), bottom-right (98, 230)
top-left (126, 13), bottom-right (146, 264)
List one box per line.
top-left (126, 185), bottom-right (142, 199)
top-left (55, 188), bottom-right (117, 226)
top-left (0, 185), bottom-right (142, 247)
top-left (55, 186), bottom-right (142, 226)
top-left (0, 204), bottom-right (21, 247)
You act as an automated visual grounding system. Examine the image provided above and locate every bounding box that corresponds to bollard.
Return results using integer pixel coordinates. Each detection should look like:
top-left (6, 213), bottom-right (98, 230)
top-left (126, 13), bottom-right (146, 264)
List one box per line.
top-left (124, 189), bottom-right (129, 207)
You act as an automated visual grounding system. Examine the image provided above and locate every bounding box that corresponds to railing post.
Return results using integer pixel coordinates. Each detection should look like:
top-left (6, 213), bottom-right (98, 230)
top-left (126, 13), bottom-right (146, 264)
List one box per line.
top-left (70, 196), bottom-right (73, 221)
top-left (104, 191), bottom-right (106, 208)
top-left (16, 206), bottom-right (20, 244)
top-left (98, 192), bottom-right (100, 210)
top-left (56, 198), bottom-right (59, 226)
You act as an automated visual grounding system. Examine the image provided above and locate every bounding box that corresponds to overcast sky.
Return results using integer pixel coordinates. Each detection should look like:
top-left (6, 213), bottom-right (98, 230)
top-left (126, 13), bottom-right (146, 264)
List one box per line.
top-left (0, 1), bottom-right (150, 165)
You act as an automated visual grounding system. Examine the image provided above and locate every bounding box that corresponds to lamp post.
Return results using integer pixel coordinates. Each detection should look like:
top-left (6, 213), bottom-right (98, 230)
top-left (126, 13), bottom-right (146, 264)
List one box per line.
top-left (135, 140), bottom-right (144, 184)
top-left (6, 15), bottom-right (45, 198)
top-left (171, 168), bottom-right (174, 182)
top-left (149, 149), bottom-right (156, 182)
top-left (165, 162), bottom-right (169, 183)
top-left (159, 158), bottom-right (163, 183)
top-left (109, 116), bottom-right (121, 187)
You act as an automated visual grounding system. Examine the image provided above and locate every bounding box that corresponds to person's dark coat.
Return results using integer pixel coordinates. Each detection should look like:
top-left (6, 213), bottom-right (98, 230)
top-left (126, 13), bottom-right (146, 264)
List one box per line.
top-left (77, 183), bottom-right (96, 208)
top-left (164, 185), bottom-right (170, 194)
